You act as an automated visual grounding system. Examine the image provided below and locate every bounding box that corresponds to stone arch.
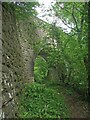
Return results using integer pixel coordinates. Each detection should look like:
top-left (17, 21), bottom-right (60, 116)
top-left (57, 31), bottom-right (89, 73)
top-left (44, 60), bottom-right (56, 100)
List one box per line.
top-left (38, 49), bottom-right (48, 61)
top-left (35, 50), bottom-right (60, 84)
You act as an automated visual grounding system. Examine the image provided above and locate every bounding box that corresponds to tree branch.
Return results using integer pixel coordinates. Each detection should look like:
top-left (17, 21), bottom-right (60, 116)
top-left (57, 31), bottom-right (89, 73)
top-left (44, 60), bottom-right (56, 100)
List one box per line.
top-left (72, 4), bottom-right (79, 32)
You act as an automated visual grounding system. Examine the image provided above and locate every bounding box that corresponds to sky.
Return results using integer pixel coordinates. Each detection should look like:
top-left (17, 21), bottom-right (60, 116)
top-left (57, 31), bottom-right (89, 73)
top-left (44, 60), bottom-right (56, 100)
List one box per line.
top-left (37, 0), bottom-right (56, 8)
top-left (35, 0), bottom-right (74, 33)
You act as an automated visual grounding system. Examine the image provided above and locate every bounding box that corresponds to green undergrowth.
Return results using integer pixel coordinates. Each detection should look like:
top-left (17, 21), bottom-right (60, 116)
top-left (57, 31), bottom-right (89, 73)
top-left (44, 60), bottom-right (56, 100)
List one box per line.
top-left (18, 83), bottom-right (69, 118)
top-left (41, 79), bottom-right (87, 100)
top-left (42, 80), bottom-right (75, 95)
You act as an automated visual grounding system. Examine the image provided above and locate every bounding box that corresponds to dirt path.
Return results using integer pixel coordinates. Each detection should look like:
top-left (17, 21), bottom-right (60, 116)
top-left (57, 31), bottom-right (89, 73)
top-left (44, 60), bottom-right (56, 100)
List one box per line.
top-left (64, 91), bottom-right (88, 118)
top-left (56, 85), bottom-right (88, 118)
top-left (46, 83), bottom-right (88, 118)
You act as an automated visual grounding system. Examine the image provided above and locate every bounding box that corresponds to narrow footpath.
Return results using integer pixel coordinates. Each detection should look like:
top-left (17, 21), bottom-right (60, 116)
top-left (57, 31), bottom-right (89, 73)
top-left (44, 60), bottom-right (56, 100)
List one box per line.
top-left (44, 82), bottom-right (88, 118)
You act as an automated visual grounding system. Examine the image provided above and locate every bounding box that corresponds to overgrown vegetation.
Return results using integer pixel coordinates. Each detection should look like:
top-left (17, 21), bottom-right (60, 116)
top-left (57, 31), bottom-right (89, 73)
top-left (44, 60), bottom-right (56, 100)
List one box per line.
top-left (18, 83), bottom-right (69, 118)
top-left (4, 1), bottom-right (88, 118)
top-left (15, 1), bottom-right (88, 118)
top-left (33, 2), bottom-right (88, 96)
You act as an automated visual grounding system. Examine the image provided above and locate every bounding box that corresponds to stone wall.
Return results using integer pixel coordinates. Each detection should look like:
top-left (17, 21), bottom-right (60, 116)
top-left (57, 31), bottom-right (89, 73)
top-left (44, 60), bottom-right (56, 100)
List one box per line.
top-left (0, 2), bottom-right (2, 119)
top-left (47, 67), bottom-right (60, 84)
top-left (1, 3), bottom-right (25, 118)
top-left (1, 3), bottom-right (53, 119)
top-left (17, 18), bottom-right (39, 82)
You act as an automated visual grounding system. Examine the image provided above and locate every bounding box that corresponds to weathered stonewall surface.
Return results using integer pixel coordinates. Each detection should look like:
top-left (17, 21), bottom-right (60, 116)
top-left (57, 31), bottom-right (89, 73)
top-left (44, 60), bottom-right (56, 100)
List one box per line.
top-left (0, 2), bottom-right (2, 119)
top-left (17, 19), bottom-right (37, 83)
top-left (2, 3), bottom-right (25, 118)
top-left (1, 2), bottom-right (53, 119)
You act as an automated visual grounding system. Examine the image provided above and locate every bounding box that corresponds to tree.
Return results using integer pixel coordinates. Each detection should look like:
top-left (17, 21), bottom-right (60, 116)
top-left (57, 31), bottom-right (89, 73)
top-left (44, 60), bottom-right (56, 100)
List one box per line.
top-left (36, 2), bottom-right (88, 96)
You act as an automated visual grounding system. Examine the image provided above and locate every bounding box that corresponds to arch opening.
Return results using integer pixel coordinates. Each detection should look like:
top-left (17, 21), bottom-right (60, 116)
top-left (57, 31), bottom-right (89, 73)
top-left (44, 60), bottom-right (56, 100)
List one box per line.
top-left (34, 56), bottom-right (48, 83)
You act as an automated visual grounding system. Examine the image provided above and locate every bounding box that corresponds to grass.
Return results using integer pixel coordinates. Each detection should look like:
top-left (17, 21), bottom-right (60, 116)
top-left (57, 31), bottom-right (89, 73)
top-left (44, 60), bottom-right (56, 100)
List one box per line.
top-left (18, 82), bottom-right (69, 118)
